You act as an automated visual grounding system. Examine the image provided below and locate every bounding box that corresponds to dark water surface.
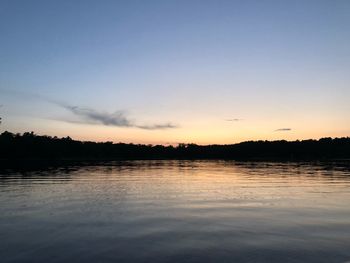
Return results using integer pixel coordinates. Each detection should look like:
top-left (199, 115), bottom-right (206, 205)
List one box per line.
top-left (1, 161), bottom-right (350, 263)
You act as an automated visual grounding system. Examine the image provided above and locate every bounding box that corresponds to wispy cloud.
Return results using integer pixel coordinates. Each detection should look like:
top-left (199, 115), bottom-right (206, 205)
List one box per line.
top-left (0, 89), bottom-right (178, 130)
top-left (136, 123), bottom-right (177, 130)
top-left (55, 102), bottom-right (177, 130)
top-left (275, 128), bottom-right (292, 132)
top-left (226, 118), bottom-right (243, 122)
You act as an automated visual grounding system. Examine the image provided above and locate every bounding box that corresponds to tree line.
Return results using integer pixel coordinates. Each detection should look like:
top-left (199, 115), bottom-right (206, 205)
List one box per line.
top-left (1, 131), bottom-right (350, 160)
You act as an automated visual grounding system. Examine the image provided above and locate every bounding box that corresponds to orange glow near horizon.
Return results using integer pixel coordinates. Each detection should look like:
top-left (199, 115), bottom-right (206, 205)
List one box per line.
top-left (5, 115), bottom-right (346, 146)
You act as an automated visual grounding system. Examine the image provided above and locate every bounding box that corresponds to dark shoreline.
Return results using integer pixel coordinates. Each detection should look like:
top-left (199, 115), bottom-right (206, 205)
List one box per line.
top-left (1, 131), bottom-right (350, 167)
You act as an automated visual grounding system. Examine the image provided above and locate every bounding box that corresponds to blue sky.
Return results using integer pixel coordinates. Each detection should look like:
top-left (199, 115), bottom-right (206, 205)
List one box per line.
top-left (1, 0), bottom-right (349, 144)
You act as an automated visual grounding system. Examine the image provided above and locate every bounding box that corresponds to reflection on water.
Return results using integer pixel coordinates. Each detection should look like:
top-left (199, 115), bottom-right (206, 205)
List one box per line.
top-left (1, 161), bottom-right (350, 263)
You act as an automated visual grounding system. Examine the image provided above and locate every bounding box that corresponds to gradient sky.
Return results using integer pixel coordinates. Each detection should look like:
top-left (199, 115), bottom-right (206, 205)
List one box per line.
top-left (1, 0), bottom-right (349, 144)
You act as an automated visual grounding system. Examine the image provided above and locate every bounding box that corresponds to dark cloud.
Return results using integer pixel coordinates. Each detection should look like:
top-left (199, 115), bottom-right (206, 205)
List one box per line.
top-left (275, 128), bottom-right (292, 131)
top-left (56, 102), bottom-right (177, 130)
top-left (62, 104), bottom-right (131, 127)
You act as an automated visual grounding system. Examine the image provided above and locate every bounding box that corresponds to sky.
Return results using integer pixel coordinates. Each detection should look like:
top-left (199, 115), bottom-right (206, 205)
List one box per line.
top-left (0, 0), bottom-right (349, 144)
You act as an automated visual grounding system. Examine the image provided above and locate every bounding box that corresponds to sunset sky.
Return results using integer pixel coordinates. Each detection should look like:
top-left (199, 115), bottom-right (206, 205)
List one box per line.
top-left (1, 0), bottom-right (349, 144)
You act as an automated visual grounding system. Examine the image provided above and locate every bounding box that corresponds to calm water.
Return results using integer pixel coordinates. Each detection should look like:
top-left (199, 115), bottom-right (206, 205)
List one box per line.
top-left (1, 161), bottom-right (350, 263)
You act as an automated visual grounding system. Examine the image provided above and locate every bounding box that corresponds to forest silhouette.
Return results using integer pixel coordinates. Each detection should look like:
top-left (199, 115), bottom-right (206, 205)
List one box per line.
top-left (1, 131), bottom-right (350, 161)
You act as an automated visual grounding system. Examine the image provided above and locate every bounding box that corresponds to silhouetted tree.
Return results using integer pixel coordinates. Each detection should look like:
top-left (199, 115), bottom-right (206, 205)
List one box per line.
top-left (0, 131), bottom-right (349, 161)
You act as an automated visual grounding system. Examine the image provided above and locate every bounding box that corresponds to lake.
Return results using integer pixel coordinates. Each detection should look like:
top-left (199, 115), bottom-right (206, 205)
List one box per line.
top-left (1, 160), bottom-right (350, 263)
